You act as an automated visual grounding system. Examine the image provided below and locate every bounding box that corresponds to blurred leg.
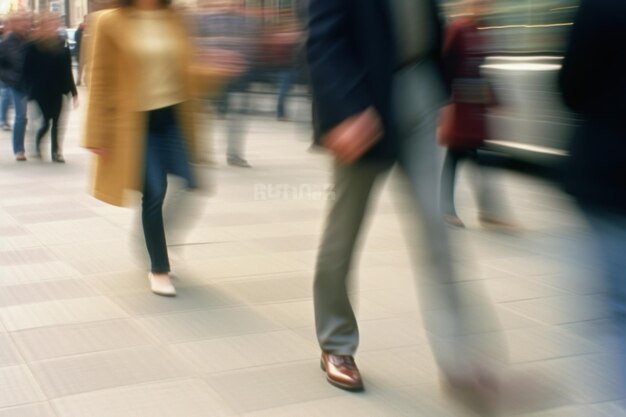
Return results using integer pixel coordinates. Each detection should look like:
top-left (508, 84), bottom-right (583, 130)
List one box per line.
top-left (35, 118), bottom-right (50, 155)
top-left (48, 96), bottom-right (63, 160)
top-left (77, 59), bottom-right (84, 86)
top-left (159, 108), bottom-right (197, 250)
top-left (10, 88), bottom-right (27, 156)
top-left (470, 150), bottom-right (510, 221)
top-left (34, 99), bottom-right (51, 157)
top-left (225, 73), bottom-right (251, 164)
top-left (395, 61), bottom-right (505, 376)
top-left (440, 149), bottom-right (466, 217)
top-left (583, 208), bottom-right (626, 399)
top-left (0, 85), bottom-right (11, 126)
top-left (142, 119), bottom-right (170, 274)
top-left (276, 68), bottom-right (295, 119)
top-left (314, 160), bottom-right (391, 355)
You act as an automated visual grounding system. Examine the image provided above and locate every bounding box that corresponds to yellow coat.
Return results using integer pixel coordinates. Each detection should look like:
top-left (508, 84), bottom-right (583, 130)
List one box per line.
top-left (83, 7), bottom-right (222, 207)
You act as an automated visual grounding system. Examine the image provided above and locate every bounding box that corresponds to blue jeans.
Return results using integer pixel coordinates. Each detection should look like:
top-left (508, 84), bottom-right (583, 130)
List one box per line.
top-left (9, 88), bottom-right (27, 155)
top-left (0, 83), bottom-right (11, 125)
top-left (142, 106), bottom-right (195, 273)
top-left (276, 68), bottom-right (295, 118)
top-left (582, 206), bottom-right (626, 399)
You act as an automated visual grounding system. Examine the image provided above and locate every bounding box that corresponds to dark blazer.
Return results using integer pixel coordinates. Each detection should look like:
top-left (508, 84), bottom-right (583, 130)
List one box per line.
top-left (306, 0), bottom-right (447, 160)
top-left (0, 33), bottom-right (28, 90)
top-left (559, 0), bottom-right (626, 212)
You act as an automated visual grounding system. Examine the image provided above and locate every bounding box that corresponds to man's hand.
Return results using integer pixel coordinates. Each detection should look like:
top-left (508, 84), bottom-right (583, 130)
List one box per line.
top-left (322, 107), bottom-right (383, 164)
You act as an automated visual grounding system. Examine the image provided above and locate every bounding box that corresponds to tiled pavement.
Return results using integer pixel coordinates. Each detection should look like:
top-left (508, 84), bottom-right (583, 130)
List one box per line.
top-left (0, 93), bottom-right (624, 416)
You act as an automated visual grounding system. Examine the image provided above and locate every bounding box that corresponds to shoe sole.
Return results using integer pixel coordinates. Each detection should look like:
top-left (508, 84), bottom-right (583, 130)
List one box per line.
top-left (151, 290), bottom-right (176, 297)
top-left (320, 360), bottom-right (364, 392)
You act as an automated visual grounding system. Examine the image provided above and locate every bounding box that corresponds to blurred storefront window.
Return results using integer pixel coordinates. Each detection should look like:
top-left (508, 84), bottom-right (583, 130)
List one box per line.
top-left (443, 0), bottom-right (580, 55)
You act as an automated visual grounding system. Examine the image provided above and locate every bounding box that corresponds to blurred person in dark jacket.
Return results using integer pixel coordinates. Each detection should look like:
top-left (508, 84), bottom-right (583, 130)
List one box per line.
top-left (0, 12), bottom-right (31, 161)
top-left (23, 13), bottom-right (78, 163)
top-left (439, 0), bottom-right (516, 230)
top-left (559, 0), bottom-right (626, 400)
top-left (308, 0), bottom-right (506, 404)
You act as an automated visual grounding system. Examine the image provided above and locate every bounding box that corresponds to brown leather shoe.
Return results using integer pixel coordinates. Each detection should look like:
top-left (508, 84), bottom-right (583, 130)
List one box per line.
top-left (320, 352), bottom-right (364, 391)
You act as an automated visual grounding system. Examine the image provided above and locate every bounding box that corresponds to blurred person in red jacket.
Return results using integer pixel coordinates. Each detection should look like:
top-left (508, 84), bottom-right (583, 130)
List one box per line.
top-left (439, 0), bottom-right (516, 230)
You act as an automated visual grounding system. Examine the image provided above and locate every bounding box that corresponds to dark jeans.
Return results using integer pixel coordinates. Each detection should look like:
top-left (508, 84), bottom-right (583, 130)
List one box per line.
top-left (142, 106), bottom-right (195, 273)
top-left (9, 88), bottom-right (27, 155)
top-left (35, 95), bottom-right (63, 158)
top-left (277, 68), bottom-right (296, 118)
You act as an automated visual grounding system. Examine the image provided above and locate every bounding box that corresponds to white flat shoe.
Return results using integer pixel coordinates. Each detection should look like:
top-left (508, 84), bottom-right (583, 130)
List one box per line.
top-left (148, 273), bottom-right (176, 297)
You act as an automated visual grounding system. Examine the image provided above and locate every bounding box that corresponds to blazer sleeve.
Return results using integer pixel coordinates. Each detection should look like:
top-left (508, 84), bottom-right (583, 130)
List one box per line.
top-left (306, 0), bottom-right (372, 135)
top-left (82, 11), bottom-right (116, 149)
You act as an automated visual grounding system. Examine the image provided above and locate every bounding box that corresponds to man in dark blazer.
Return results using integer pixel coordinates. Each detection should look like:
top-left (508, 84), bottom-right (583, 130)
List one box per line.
top-left (559, 0), bottom-right (626, 400)
top-left (308, 0), bottom-right (505, 395)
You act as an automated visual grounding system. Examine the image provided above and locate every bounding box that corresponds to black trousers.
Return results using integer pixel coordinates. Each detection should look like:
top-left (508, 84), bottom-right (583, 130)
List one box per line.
top-left (35, 95), bottom-right (63, 158)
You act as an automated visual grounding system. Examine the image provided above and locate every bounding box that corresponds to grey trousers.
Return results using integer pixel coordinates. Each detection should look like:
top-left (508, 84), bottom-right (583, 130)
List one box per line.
top-left (314, 61), bottom-right (504, 375)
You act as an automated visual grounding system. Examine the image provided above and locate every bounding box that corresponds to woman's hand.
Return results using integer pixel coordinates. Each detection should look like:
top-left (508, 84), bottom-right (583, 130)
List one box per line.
top-left (87, 147), bottom-right (108, 157)
top-left (72, 95), bottom-right (80, 109)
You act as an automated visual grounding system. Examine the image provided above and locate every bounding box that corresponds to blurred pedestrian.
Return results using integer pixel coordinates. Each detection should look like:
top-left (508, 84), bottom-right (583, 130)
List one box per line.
top-left (23, 13), bottom-right (78, 163)
top-left (260, 12), bottom-right (301, 121)
top-left (308, 0), bottom-right (505, 404)
top-left (0, 12), bottom-right (31, 161)
top-left (83, 0), bottom-right (234, 297)
top-left (198, 1), bottom-right (260, 167)
top-left (439, 0), bottom-right (516, 230)
top-left (559, 0), bottom-right (626, 400)
top-left (75, 15), bottom-right (86, 86)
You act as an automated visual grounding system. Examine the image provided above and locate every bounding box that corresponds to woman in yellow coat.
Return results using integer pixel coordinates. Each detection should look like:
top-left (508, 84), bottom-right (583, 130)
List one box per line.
top-left (83, 0), bottom-right (232, 296)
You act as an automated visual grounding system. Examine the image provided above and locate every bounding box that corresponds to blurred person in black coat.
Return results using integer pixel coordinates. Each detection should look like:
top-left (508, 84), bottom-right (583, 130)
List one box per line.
top-left (559, 0), bottom-right (626, 402)
top-left (23, 13), bottom-right (78, 163)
